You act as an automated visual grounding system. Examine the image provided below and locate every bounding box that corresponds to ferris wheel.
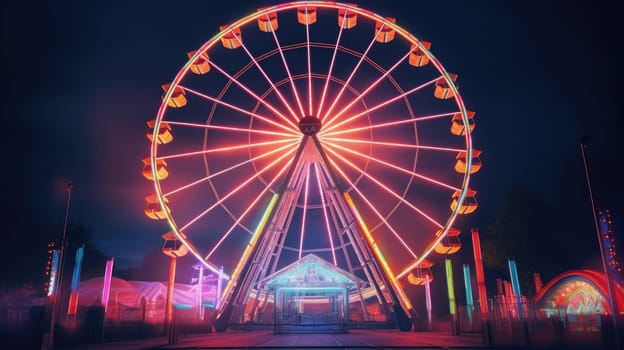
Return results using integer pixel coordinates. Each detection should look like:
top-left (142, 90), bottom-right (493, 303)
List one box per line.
top-left (143, 1), bottom-right (480, 330)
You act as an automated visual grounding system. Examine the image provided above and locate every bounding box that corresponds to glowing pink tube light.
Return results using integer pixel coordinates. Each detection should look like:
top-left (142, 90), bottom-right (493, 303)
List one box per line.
top-left (323, 140), bottom-right (460, 191)
top-left (320, 111), bottom-right (457, 137)
top-left (165, 141), bottom-right (298, 197)
top-left (102, 258), bottom-right (114, 312)
top-left (298, 163), bottom-right (311, 259)
top-left (321, 21), bottom-right (385, 122)
top-left (314, 163), bottom-right (337, 265)
top-left (323, 49), bottom-right (411, 130)
top-left (207, 59), bottom-right (299, 131)
top-left (268, 18), bottom-right (306, 118)
top-left (325, 146), bottom-right (443, 229)
top-left (322, 76), bottom-right (441, 134)
top-left (235, 35), bottom-right (301, 121)
top-left (326, 155), bottom-right (418, 259)
top-left (158, 138), bottom-right (297, 161)
top-left (180, 85), bottom-right (298, 134)
top-left (317, 11), bottom-right (346, 118)
top-left (180, 146), bottom-right (296, 232)
top-left (166, 118), bottom-right (299, 138)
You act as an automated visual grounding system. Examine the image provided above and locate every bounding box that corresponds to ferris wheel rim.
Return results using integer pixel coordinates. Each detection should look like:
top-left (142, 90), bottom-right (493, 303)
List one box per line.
top-left (149, 0), bottom-right (474, 281)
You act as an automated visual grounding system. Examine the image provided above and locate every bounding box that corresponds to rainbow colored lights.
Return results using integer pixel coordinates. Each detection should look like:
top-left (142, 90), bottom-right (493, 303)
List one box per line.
top-left (146, 1), bottom-right (477, 328)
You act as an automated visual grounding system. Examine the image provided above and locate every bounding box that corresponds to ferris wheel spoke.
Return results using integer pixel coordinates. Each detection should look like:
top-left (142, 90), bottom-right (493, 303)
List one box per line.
top-left (266, 16), bottom-right (306, 119)
top-left (322, 137), bottom-right (465, 153)
top-left (234, 34), bottom-right (302, 121)
top-left (180, 146), bottom-right (297, 232)
top-left (158, 138), bottom-right (298, 161)
top-left (323, 49), bottom-right (412, 131)
top-left (163, 141), bottom-right (299, 197)
top-left (314, 163), bottom-right (338, 265)
top-left (322, 140), bottom-right (460, 191)
top-left (298, 162), bottom-right (312, 259)
top-left (180, 85), bottom-right (298, 134)
top-left (317, 9), bottom-right (347, 119)
top-left (320, 22), bottom-right (386, 123)
top-left (325, 154), bottom-right (419, 259)
top-left (324, 146), bottom-right (444, 229)
top-left (204, 152), bottom-right (295, 260)
top-left (320, 111), bottom-right (458, 137)
top-left (304, 6), bottom-right (313, 116)
top-left (207, 59), bottom-right (300, 131)
top-left (320, 76), bottom-right (442, 135)
top-left (166, 120), bottom-right (298, 138)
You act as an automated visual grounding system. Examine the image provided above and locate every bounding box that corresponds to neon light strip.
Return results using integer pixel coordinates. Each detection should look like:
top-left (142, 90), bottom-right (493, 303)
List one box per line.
top-left (158, 138), bottom-right (297, 160)
top-left (314, 163), bottom-right (337, 265)
top-left (323, 49), bottom-right (411, 131)
top-left (102, 258), bottom-right (114, 312)
top-left (268, 16), bottom-right (306, 118)
top-left (317, 9), bottom-right (346, 118)
top-left (326, 156), bottom-right (418, 258)
top-left (508, 259), bottom-right (524, 319)
top-left (165, 121), bottom-right (297, 138)
top-left (321, 20), bottom-right (385, 123)
top-left (305, 6), bottom-right (313, 116)
top-left (463, 264), bottom-right (474, 325)
top-left (165, 141), bottom-right (298, 197)
top-left (298, 163), bottom-right (311, 259)
top-left (471, 228), bottom-right (488, 314)
top-left (321, 76), bottom-right (441, 135)
top-left (206, 59), bottom-right (299, 131)
top-left (235, 34), bottom-right (301, 121)
top-left (322, 137), bottom-right (464, 153)
top-left (445, 258), bottom-right (456, 315)
top-left (343, 192), bottom-right (413, 310)
top-left (151, 1), bottom-right (472, 293)
top-left (320, 112), bottom-right (457, 137)
top-left (180, 146), bottom-right (296, 232)
top-left (67, 246), bottom-right (84, 315)
top-left (220, 194), bottom-right (279, 310)
top-left (205, 152), bottom-right (295, 260)
top-left (323, 140), bottom-right (460, 191)
top-left (425, 274), bottom-right (432, 325)
top-left (180, 85), bottom-right (297, 134)
top-left (325, 146), bottom-right (444, 229)
top-left (47, 250), bottom-right (60, 297)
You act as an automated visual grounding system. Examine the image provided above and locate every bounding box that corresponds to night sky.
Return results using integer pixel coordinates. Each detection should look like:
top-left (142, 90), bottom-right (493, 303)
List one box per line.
top-left (3, 0), bottom-right (622, 284)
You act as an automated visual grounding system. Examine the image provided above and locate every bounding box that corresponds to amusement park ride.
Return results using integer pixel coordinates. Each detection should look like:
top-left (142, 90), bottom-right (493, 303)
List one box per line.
top-left (143, 2), bottom-right (480, 332)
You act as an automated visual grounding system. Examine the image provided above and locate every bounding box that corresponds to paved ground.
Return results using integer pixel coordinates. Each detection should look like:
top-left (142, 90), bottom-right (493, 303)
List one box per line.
top-left (56, 329), bottom-right (502, 349)
top-left (57, 328), bottom-right (613, 349)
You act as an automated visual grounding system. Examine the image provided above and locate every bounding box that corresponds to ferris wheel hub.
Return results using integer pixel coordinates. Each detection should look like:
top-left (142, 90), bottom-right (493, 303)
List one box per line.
top-left (298, 115), bottom-right (322, 135)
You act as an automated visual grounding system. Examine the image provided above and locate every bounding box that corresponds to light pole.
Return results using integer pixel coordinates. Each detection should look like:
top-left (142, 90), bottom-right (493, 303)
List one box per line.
top-left (578, 137), bottom-right (619, 348)
top-left (43, 181), bottom-right (73, 350)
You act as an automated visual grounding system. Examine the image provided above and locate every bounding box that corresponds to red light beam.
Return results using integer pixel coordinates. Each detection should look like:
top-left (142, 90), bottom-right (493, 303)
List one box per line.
top-left (320, 76), bottom-right (441, 135)
top-left (322, 140), bottom-right (461, 191)
top-left (325, 146), bottom-right (444, 229)
top-left (180, 145), bottom-right (297, 232)
top-left (164, 141), bottom-right (299, 197)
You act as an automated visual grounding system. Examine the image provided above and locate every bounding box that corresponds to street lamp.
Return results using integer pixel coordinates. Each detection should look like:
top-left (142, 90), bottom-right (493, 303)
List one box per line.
top-left (42, 181), bottom-right (73, 350)
top-left (578, 137), bottom-right (619, 348)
